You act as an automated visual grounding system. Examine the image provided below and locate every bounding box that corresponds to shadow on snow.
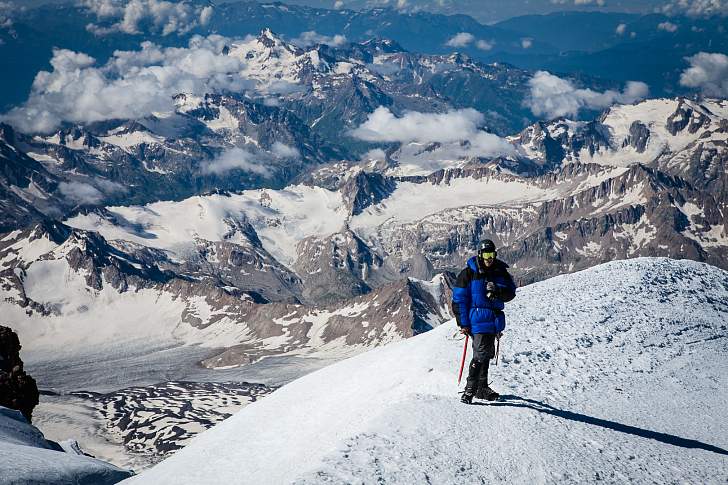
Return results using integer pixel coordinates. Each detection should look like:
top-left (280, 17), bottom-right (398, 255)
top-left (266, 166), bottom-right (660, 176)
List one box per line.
top-left (486, 395), bottom-right (728, 456)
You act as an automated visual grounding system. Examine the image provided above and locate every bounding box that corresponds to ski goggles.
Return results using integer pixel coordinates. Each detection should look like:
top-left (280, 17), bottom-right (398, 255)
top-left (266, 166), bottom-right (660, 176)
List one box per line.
top-left (480, 251), bottom-right (496, 260)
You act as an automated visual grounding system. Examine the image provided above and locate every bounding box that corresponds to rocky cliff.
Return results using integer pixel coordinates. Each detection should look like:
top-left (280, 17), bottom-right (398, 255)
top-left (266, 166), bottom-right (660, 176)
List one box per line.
top-left (0, 325), bottom-right (39, 422)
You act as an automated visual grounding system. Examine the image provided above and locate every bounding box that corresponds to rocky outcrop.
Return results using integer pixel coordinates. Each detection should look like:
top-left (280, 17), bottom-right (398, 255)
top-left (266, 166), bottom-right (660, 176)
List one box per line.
top-left (341, 171), bottom-right (397, 216)
top-left (626, 121), bottom-right (650, 153)
top-left (294, 229), bottom-right (386, 304)
top-left (0, 326), bottom-right (39, 422)
top-left (666, 98), bottom-right (711, 135)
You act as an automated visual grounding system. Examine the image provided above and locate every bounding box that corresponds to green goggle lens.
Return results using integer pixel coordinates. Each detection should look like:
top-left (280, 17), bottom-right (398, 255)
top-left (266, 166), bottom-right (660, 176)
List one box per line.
top-left (481, 251), bottom-right (496, 259)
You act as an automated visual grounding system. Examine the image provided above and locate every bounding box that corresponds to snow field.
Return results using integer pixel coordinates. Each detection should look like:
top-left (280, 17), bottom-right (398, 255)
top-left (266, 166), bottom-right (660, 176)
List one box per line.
top-left (127, 258), bottom-right (728, 484)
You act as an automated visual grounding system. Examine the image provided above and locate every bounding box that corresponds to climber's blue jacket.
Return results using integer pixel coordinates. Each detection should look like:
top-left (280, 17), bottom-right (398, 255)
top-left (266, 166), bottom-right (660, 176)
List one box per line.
top-left (451, 256), bottom-right (517, 334)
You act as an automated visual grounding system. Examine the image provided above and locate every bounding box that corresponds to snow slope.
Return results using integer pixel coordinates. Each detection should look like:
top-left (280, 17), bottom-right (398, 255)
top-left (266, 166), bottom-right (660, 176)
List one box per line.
top-left (126, 258), bottom-right (728, 484)
top-left (0, 406), bottom-right (132, 484)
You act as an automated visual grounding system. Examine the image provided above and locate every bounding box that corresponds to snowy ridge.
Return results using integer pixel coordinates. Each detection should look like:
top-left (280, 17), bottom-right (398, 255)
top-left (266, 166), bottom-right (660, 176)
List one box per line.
top-left (127, 258), bottom-right (728, 484)
top-left (513, 97), bottom-right (728, 176)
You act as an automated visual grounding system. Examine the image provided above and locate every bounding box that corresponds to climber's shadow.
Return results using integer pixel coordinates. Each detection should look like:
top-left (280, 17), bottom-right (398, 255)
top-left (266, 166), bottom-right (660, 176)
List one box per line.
top-left (487, 394), bottom-right (728, 456)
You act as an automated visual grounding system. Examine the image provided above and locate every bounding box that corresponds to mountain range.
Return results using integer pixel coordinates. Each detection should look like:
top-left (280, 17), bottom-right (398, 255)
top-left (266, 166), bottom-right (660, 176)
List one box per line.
top-left (0, 2), bottom-right (726, 476)
top-left (3, 94), bottom-right (726, 372)
top-left (1, 1), bottom-right (725, 112)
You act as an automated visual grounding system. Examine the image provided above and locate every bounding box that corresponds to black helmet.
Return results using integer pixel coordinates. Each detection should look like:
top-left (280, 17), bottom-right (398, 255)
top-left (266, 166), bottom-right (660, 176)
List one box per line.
top-left (478, 239), bottom-right (497, 260)
top-left (478, 239), bottom-right (496, 253)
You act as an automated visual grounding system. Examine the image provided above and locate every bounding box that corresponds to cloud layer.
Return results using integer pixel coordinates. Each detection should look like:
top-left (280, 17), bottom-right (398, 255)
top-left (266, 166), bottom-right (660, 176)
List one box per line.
top-left (350, 107), bottom-right (485, 143)
top-left (80, 0), bottom-right (213, 36)
top-left (0, 1), bottom-right (14, 28)
top-left (444, 32), bottom-right (495, 51)
top-left (289, 31), bottom-right (347, 48)
top-left (525, 71), bottom-right (649, 119)
top-left (658, 21), bottom-right (678, 32)
top-left (201, 147), bottom-right (271, 176)
top-left (445, 32), bottom-right (474, 48)
top-left (1, 35), bottom-right (250, 133)
top-left (58, 178), bottom-right (125, 205)
top-left (350, 107), bottom-right (516, 164)
top-left (661, 0), bottom-right (728, 17)
top-left (551, 0), bottom-right (605, 5)
top-left (58, 181), bottom-right (104, 205)
top-left (680, 52), bottom-right (728, 97)
top-left (201, 143), bottom-right (299, 176)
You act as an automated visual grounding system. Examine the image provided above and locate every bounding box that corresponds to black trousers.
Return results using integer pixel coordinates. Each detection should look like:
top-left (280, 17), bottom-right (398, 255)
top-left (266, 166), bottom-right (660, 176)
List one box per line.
top-left (465, 333), bottom-right (496, 394)
top-left (471, 333), bottom-right (496, 361)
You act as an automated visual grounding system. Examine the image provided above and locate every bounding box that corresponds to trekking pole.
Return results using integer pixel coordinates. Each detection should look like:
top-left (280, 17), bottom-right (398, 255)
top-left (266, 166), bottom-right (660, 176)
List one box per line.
top-left (457, 334), bottom-right (469, 386)
top-left (494, 333), bottom-right (501, 366)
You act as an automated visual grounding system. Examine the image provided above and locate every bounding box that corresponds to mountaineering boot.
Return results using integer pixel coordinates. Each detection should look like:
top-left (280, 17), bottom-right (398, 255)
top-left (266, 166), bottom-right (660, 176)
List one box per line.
top-left (478, 385), bottom-right (500, 401)
top-left (461, 359), bottom-right (482, 404)
top-left (475, 359), bottom-right (498, 400)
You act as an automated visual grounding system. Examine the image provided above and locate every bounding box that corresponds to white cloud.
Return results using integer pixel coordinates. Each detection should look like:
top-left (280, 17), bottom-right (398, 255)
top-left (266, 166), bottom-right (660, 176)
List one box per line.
top-left (1, 35), bottom-right (250, 134)
top-left (662, 0), bottom-right (728, 17)
top-left (265, 80), bottom-right (307, 96)
top-left (679, 52), bottom-right (728, 97)
top-left (521, 38), bottom-right (533, 49)
top-left (58, 181), bottom-right (104, 205)
top-left (93, 178), bottom-right (127, 195)
top-left (367, 59), bottom-right (401, 77)
top-left (271, 142), bottom-right (300, 159)
top-left (361, 148), bottom-right (387, 161)
top-left (364, 0), bottom-right (408, 9)
top-left (445, 32), bottom-right (474, 48)
top-left (0, 1), bottom-right (12, 21)
top-left (350, 107), bottom-right (515, 165)
top-left (57, 176), bottom-right (126, 204)
top-left (658, 21), bottom-right (679, 32)
top-left (350, 107), bottom-right (485, 143)
top-left (334, 0), bottom-right (344, 8)
top-left (476, 39), bottom-right (494, 51)
top-left (525, 71), bottom-right (649, 119)
top-left (0, 1), bottom-right (20, 32)
top-left (201, 148), bottom-right (271, 176)
top-left (551, 0), bottom-right (605, 5)
top-left (79, 0), bottom-right (214, 36)
top-left (615, 23), bottom-right (627, 35)
top-left (290, 31), bottom-right (347, 48)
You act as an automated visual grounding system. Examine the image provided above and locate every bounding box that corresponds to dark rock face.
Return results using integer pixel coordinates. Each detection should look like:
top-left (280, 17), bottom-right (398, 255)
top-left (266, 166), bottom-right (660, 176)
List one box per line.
top-left (0, 326), bottom-right (39, 422)
top-left (626, 121), bottom-right (650, 153)
top-left (567, 120), bottom-right (611, 157)
top-left (341, 171), bottom-right (398, 216)
top-left (666, 99), bottom-right (710, 136)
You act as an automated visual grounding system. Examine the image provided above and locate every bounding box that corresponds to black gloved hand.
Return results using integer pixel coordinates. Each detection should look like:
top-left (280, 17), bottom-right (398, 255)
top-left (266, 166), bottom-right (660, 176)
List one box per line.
top-left (486, 282), bottom-right (498, 299)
